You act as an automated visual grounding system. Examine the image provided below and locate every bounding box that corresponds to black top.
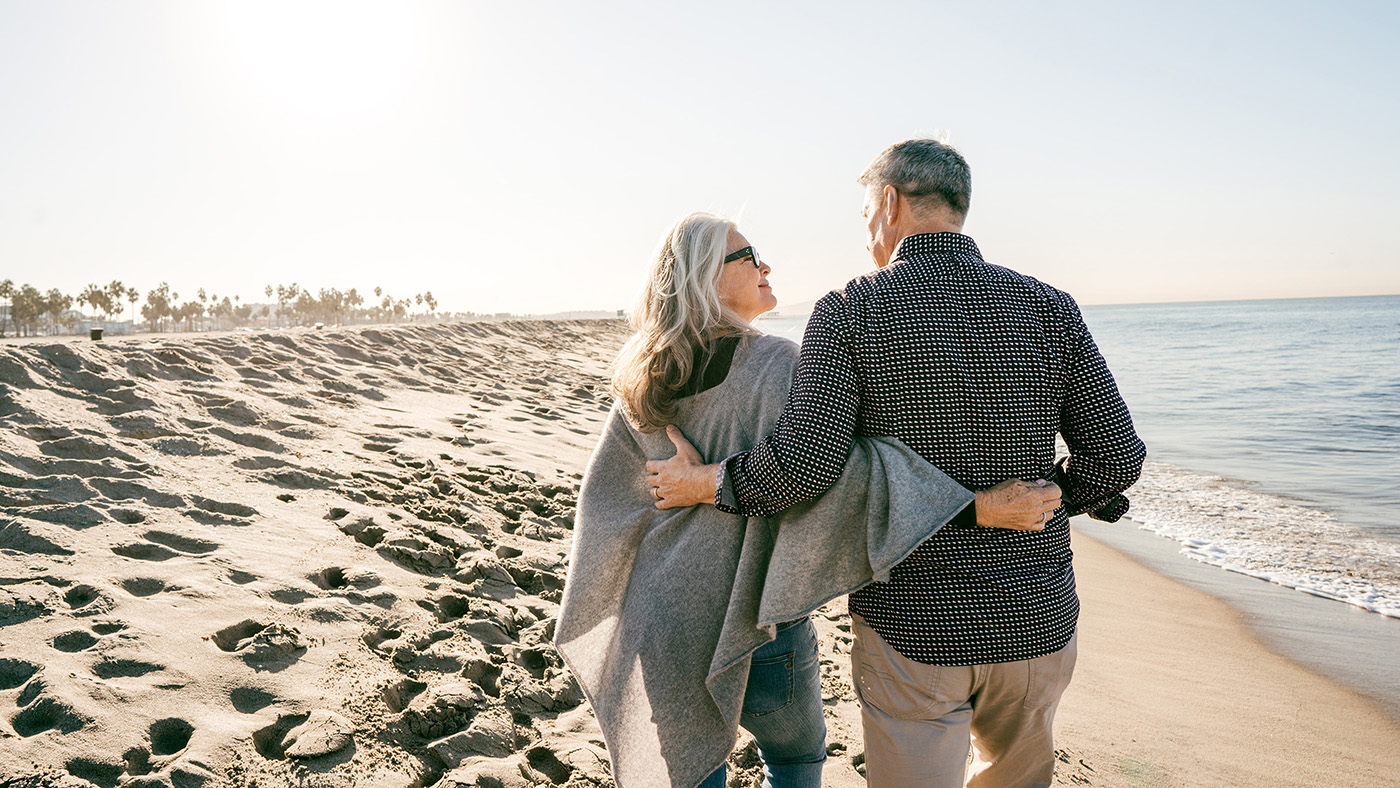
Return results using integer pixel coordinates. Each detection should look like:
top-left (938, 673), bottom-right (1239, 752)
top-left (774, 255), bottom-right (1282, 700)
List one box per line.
top-left (677, 335), bottom-right (741, 397)
top-left (715, 232), bottom-right (1146, 665)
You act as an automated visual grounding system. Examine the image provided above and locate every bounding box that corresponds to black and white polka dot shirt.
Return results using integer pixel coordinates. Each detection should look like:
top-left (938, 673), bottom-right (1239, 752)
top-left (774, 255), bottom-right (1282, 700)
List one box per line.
top-left (716, 232), bottom-right (1146, 666)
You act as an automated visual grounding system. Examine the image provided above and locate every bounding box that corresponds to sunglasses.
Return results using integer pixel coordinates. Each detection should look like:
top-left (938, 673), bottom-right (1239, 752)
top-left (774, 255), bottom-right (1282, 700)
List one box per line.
top-left (723, 246), bottom-right (762, 268)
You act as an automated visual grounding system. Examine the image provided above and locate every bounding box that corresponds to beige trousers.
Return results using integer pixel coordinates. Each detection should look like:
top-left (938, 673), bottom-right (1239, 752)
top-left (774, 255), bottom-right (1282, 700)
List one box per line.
top-left (850, 615), bottom-right (1077, 788)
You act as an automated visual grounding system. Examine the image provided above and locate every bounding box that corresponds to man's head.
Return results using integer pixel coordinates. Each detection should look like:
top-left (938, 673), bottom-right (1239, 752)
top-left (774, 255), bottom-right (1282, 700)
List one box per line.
top-left (858, 139), bottom-right (972, 267)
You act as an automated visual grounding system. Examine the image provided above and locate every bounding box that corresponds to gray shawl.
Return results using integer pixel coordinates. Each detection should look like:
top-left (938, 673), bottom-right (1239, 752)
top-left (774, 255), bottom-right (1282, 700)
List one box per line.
top-left (555, 334), bottom-right (972, 788)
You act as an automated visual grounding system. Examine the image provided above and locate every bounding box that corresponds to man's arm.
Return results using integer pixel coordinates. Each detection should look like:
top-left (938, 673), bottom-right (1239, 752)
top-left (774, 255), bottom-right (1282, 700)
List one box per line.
top-left (646, 293), bottom-right (1062, 529)
top-left (648, 428), bottom-right (1063, 531)
top-left (1057, 299), bottom-right (1147, 521)
top-left (648, 293), bottom-right (860, 517)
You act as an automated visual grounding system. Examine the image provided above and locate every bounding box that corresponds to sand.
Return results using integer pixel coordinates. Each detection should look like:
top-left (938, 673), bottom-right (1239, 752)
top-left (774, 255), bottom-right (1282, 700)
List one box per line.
top-left (1057, 529), bottom-right (1400, 787)
top-left (1, 321), bottom-right (1396, 787)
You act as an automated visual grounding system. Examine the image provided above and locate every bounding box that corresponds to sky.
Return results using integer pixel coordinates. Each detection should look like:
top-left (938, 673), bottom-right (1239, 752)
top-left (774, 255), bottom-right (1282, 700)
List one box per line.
top-left (1, 0), bottom-right (1397, 315)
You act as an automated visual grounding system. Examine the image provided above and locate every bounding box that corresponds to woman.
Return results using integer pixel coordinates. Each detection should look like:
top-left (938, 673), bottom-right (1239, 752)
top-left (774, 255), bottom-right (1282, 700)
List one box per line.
top-left (554, 213), bottom-right (975, 788)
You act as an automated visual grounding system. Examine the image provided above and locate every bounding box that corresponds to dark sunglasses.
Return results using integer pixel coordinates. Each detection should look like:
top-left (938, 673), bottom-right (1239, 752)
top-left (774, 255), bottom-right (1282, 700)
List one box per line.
top-left (723, 245), bottom-right (761, 268)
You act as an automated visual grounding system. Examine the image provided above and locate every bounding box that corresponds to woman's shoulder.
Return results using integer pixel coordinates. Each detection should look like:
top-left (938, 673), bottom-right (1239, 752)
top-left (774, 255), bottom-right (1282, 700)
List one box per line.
top-left (730, 333), bottom-right (798, 386)
top-left (742, 332), bottom-right (798, 360)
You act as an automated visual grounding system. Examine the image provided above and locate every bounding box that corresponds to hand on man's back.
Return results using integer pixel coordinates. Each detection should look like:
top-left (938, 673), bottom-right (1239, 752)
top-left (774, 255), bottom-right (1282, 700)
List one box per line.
top-left (974, 478), bottom-right (1063, 531)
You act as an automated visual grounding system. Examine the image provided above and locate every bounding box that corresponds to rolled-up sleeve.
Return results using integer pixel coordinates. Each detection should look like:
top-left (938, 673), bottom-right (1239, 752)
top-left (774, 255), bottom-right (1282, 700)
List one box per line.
top-left (1057, 300), bottom-right (1147, 520)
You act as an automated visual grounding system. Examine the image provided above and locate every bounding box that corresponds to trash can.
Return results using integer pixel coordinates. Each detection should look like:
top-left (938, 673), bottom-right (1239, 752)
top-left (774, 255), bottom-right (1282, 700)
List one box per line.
top-left (89, 328), bottom-right (104, 341)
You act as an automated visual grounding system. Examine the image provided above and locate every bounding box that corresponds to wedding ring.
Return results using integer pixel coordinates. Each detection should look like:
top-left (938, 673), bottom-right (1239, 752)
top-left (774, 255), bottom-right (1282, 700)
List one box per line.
top-left (1040, 511), bottom-right (1048, 524)
top-left (651, 487), bottom-right (661, 500)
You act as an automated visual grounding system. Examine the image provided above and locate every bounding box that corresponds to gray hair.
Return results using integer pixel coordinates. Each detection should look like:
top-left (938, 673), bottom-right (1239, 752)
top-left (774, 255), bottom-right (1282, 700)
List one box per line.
top-left (611, 212), bottom-right (754, 431)
top-left (858, 139), bottom-right (972, 218)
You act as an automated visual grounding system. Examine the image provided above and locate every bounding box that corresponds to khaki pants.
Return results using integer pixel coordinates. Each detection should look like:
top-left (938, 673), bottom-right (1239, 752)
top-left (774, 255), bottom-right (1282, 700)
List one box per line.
top-left (851, 615), bottom-right (1077, 788)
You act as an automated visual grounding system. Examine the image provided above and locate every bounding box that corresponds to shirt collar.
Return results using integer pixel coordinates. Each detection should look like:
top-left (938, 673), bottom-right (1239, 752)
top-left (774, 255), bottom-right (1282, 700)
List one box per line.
top-left (890, 232), bottom-right (984, 274)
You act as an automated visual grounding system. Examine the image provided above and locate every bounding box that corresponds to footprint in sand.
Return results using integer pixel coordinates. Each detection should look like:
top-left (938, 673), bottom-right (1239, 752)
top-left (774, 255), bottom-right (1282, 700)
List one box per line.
top-left (120, 577), bottom-right (172, 597)
top-left (361, 435), bottom-right (401, 453)
top-left (211, 619), bottom-right (308, 669)
top-left (111, 541), bottom-right (180, 561)
top-left (381, 678), bottom-right (428, 713)
top-left (88, 478), bottom-right (186, 509)
top-left (64, 757), bottom-right (124, 787)
top-left (91, 658), bottom-right (164, 679)
top-left (64, 584), bottom-right (114, 617)
top-left (226, 568), bottom-right (259, 585)
top-left (36, 435), bottom-right (140, 463)
top-left (361, 625), bottom-right (402, 653)
top-left (143, 530), bottom-right (219, 555)
top-left (50, 630), bottom-right (99, 652)
top-left (0, 520), bottom-right (75, 556)
top-left (108, 508), bottom-right (146, 524)
top-left (112, 530), bottom-right (218, 562)
top-left (309, 567), bottom-right (350, 590)
top-left (149, 716), bottom-right (195, 756)
top-left (230, 686), bottom-right (277, 714)
top-left (0, 657), bottom-right (41, 689)
top-left (11, 697), bottom-right (90, 737)
top-left (185, 495), bottom-right (260, 525)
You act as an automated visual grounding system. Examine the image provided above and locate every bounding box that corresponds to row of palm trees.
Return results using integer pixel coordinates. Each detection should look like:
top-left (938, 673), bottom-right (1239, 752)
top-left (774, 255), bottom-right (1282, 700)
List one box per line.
top-left (0, 279), bottom-right (444, 337)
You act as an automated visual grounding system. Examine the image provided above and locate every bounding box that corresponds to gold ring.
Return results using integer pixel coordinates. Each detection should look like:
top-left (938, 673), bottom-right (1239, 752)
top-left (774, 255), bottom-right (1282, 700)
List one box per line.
top-left (651, 488), bottom-right (661, 500)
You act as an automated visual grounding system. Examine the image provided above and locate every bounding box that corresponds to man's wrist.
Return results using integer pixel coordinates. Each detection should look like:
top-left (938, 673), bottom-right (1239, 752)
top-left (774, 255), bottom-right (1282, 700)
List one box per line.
top-left (694, 463), bottom-right (720, 505)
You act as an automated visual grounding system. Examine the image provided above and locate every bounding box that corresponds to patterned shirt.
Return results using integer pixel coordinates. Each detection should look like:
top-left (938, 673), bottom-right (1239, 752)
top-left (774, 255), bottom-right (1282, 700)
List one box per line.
top-left (716, 233), bottom-right (1145, 665)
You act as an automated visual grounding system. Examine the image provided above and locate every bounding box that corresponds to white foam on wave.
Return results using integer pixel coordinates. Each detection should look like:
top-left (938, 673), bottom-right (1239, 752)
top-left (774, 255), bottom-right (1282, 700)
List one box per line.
top-left (1125, 462), bottom-right (1400, 619)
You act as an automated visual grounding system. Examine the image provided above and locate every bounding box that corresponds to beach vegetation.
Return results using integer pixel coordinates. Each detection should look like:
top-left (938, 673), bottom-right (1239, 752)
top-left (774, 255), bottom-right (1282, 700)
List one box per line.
top-left (0, 279), bottom-right (593, 339)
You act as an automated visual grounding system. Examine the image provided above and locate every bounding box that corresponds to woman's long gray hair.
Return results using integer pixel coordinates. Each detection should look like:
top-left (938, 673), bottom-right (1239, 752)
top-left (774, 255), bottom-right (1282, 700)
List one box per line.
top-left (611, 212), bottom-right (755, 432)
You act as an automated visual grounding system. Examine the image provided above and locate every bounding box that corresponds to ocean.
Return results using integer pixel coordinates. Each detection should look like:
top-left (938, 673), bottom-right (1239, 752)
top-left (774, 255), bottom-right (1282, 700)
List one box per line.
top-left (758, 294), bottom-right (1400, 620)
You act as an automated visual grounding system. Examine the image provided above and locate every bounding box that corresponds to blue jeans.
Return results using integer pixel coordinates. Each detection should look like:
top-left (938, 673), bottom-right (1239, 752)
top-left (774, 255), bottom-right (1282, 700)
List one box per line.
top-left (699, 616), bottom-right (827, 788)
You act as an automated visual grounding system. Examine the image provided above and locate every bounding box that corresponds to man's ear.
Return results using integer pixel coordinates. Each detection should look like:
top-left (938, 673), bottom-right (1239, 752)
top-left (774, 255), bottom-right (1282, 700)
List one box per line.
top-left (882, 184), bottom-right (901, 227)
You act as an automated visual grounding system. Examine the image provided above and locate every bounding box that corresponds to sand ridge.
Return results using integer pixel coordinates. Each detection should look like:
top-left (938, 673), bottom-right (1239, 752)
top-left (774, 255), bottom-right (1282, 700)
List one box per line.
top-left (0, 322), bottom-right (647, 786)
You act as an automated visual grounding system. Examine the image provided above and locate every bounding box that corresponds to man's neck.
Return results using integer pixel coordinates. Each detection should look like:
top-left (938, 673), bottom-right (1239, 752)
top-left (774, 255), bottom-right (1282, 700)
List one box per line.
top-left (897, 219), bottom-right (963, 239)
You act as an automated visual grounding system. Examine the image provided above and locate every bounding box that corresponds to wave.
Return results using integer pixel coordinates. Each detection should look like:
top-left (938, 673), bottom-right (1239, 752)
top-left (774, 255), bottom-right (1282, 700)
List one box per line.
top-left (1125, 461), bottom-right (1400, 619)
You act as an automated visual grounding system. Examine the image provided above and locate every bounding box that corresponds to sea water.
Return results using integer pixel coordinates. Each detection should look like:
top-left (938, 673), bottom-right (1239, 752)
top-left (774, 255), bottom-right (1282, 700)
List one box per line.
top-left (759, 294), bottom-right (1400, 619)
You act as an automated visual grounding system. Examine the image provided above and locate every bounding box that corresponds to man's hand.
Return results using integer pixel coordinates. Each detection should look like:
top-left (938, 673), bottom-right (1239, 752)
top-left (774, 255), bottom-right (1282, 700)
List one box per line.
top-left (644, 426), bottom-right (720, 509)
top-left (975, 478), bottom-right (1063, 531)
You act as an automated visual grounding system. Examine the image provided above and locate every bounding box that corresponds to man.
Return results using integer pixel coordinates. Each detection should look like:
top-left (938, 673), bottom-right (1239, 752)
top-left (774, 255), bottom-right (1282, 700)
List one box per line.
top-left (648, 139), bottom-right (1146, 787)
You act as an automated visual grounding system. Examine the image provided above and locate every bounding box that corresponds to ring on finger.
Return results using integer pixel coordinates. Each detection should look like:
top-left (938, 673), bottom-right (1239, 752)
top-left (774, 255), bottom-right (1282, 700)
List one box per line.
top-left (651, 487), bottom-right (661, 500)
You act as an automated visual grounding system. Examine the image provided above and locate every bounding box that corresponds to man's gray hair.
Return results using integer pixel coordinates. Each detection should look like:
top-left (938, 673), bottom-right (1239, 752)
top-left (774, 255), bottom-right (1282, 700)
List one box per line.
top-left (858, 139), bottom-right (971, 218)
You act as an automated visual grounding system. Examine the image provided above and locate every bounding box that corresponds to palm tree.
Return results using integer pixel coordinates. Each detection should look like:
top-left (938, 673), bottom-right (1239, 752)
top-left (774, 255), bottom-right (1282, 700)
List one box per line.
top-left (79, 284), bottom-right (105, 323)
top-left (127, 287), bottom-right (140, 331)
top-left (104, 281), bottom-right (126, 322)
top-left (0, 279), bottom-right (15, 336)
top-left (44, 289), bottom-right (73, 335)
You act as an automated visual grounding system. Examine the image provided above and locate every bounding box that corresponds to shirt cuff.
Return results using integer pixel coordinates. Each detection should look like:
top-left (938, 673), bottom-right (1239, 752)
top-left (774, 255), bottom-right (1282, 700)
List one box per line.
top-left (1089, 494), bottom-right (1131, 523)
top-left (949, 501), bottom-right (978, 528)
top-left (714, 453), bottom-right (743, 514)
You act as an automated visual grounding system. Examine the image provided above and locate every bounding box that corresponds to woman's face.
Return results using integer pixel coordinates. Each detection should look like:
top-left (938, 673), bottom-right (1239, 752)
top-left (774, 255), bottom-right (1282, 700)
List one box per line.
top-left (717, 228), bottom-right (777, 322)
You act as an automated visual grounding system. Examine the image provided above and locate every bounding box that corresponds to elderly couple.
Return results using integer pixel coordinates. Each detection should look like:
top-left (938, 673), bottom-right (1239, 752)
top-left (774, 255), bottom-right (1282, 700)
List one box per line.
top-left (555, 139), bottom-right (1146, 788)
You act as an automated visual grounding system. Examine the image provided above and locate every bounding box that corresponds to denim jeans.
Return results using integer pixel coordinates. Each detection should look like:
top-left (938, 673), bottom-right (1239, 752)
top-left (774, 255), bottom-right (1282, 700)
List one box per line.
top-left (699, 616), bottom-right (827, 788)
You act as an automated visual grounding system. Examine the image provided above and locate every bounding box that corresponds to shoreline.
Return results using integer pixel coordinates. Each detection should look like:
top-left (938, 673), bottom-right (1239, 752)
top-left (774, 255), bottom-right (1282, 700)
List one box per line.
top-left (1075, 516), bottom-right (1400, 724)
top-left (1060, 525), bottom-right (1400, 787)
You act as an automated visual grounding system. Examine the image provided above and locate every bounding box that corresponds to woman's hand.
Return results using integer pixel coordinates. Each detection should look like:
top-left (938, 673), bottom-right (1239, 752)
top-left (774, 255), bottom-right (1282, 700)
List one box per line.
top-left (974, 478), bottom-right (1063, 531)
top-left (645, 426), bottom-right (720, 509)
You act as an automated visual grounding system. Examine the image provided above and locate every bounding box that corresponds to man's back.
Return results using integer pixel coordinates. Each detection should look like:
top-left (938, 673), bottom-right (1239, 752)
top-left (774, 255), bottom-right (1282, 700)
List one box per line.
top-left (722, 232), bottom-right (1145, 665)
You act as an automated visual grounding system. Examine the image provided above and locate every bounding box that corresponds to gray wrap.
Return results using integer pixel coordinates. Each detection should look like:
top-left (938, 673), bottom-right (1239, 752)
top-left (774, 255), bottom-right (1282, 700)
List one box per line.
top-left (554, 334), bottom-right (973, 788)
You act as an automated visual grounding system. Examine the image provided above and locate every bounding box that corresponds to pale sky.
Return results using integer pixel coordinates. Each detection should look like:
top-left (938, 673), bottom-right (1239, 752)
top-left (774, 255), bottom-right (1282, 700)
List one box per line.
top-left (1, 0), bottom-right (1397, 315)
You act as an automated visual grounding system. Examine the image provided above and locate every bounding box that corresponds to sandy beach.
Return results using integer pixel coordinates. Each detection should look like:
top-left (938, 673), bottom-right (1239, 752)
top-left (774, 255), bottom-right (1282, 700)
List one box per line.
top-left (2, 322), bottom-right (1397, 787)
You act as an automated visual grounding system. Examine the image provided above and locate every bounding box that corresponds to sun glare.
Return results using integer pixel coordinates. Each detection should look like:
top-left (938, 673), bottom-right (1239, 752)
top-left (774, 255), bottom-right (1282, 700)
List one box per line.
top-left (208, 0), bottom-right (431, 135)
